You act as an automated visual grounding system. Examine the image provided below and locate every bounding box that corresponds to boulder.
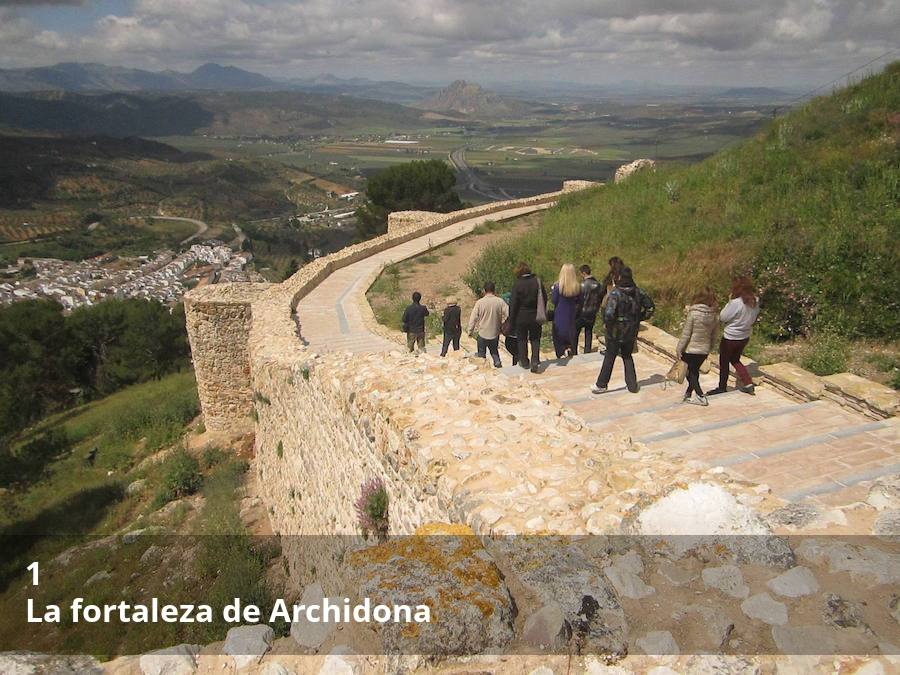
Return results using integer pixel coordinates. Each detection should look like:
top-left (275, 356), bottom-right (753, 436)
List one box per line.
top-left (223, 624), bottom-right (274, 669)
top-left (0, 653), bottom-right (103, 674)
top-left (345, 524), bottom-right (515, 657)
top-left (873, 509), bottom-right (900, 537)
top-left (635, 630), bottom-right (679, 655)
top-left (702, 565), bottom-right (749, 599)
top-left (138, 644), bottom-right (200, 675)
top-left (489, 535), bottom-right (627, 657)
top-left (741, 593), bottom-right (788, 626)
top-left (867, 475), bottom-right (900, 511)
top-left (522, 602), bottom-right (569, 650)
top-left (767, 566), bottom-right (819, 598)
top-left (290, 582), bottom-right (334, 650)
top-left (319, 646), bottom-right (362, 675)
top-left (126, 479), bottom-right (148, 496)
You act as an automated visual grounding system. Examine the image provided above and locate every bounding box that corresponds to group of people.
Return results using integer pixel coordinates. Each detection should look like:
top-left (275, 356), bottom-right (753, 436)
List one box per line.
top-left (401, 259), bottom-right (760, 404)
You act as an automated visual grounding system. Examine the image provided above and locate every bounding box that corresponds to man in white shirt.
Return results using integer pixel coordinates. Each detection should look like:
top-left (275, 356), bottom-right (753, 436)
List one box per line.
top-left (466, 281), bottom-right (509, 368)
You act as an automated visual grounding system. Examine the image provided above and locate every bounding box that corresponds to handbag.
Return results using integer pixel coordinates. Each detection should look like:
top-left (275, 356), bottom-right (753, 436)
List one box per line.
top-left (500, 319), bottom-right (512, 337)
top-left (666, 359), bottom-right (687, 384)
top-left (535, 278), bottom-right (547, 324)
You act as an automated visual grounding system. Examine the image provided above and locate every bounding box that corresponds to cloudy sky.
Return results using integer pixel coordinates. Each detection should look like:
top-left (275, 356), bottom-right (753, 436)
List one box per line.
top-left (1, 0), bottom-right (897, 86)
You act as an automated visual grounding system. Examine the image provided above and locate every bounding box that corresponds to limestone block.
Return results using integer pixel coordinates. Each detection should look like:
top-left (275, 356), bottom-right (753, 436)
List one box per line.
top-left (759, 362), bottom-right (825, 400)
top-left (822, 372), bottom-right (899, 417)
top-left (138, 644), bottom-right (200, 675)
top-left (637, 324), bottom-right (680, 358)
top-left (741, 593), bottom-right (788, 625)
top-left (345, 524), bottom-right (515, 656)
top-left (291, 583), bottom-right (334, 649)
top-left (224, 624), bottom-right (274, 669)
top-left (767, 566), bottom-right (819, 598)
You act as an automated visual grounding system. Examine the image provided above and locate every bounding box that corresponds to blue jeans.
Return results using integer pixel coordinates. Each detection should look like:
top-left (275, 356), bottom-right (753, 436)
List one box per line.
top-left (477, 336), bottom-right (502, 367)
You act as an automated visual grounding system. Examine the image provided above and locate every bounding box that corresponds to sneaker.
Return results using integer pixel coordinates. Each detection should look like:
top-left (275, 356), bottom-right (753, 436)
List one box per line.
top-left (687, 394), bottom-right (709, 406)
top-left (591, 385), bottom-right (608, 394)
top-left (740, 383), bottom-right (756, 395)
top-left (681, 395), bottom-right (691, 404)
top-left (493, 361), bottom-right (502, 368)
top-left (530, 364), bottom-right (541, 374)
top-left (707, 387), bottom-right (727, 396)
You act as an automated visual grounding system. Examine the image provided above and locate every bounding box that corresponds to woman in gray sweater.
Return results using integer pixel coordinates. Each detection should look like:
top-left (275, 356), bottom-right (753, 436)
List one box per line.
top-left (675, 288), bottom-right (719, 406)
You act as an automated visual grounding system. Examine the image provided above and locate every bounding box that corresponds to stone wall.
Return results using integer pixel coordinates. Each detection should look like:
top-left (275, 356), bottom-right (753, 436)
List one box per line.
top-left (184, 186), bottom-right (584, 433)
top-left (183, 282), bottom-right (271, 433)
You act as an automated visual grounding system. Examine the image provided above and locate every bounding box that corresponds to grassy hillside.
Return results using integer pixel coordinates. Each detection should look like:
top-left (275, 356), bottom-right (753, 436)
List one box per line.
top-left (466, 63), bottom-right (899, 378)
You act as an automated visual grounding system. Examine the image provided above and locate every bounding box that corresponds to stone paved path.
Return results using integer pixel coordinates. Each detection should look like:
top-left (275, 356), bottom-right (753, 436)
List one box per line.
top-left (502, 350), bottom-right (900, 506)
top-left (297, 204), bottom-right (899, 506)
top-left (296, 203), bottom-right (552, 354)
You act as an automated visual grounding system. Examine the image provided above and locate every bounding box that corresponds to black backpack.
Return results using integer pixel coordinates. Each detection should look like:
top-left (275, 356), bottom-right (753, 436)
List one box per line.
top-left (580, 278), bottom-right (603, 317)
top-left (611, 287), bottom-right (654, 342)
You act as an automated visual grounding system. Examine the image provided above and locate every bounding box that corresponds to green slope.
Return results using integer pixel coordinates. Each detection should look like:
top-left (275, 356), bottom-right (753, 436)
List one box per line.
top-left (466, 62), bottom-right (900, 349)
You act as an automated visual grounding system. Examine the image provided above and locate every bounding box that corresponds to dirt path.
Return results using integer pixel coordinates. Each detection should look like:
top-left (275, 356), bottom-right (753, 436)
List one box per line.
top-left (367, 211), bottom-right (543, 325)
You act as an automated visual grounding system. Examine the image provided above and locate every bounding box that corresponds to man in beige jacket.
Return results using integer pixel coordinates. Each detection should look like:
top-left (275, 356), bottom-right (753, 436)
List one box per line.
top-left (466, 281), bottom-right (509, 368)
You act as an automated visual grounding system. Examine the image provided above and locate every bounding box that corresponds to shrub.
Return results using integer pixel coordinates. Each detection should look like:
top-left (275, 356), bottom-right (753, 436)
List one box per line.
top-left (153, 448), bottom-right (202, 507)
top-left (801, 331), bottom-right (850, 375)
top-left (355, 477), bottom-right (389, 538)
top-left (201, 446), bottom-right (226, 470)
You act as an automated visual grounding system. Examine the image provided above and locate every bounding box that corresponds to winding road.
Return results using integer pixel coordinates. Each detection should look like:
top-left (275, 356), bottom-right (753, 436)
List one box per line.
top-left (449, 148), bottom-right (514, 202)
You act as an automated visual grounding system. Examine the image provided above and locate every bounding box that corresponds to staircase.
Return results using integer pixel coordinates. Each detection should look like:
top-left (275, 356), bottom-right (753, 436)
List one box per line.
top-left (501, 349), bottom-right (899, 506)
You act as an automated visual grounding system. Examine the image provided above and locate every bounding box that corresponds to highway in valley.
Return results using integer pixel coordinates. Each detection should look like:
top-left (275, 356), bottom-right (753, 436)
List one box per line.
top-left (449, 148), bottom-right (513, 202)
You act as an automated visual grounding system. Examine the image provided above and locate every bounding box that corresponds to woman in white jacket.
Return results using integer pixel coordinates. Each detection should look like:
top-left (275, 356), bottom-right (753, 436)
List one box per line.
top-left (709, 277), bottom-right (760, 396)
top-left (675, 288), bottom-right (718, 406)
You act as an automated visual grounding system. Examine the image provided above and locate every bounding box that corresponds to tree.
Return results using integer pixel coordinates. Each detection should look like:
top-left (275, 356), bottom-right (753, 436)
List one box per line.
top-left (356, 160), bottom-right (462, 239)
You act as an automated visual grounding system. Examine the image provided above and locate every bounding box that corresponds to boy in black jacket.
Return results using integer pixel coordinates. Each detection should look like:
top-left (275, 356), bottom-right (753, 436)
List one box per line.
top-left (440, 297), bottom-right (462, 356)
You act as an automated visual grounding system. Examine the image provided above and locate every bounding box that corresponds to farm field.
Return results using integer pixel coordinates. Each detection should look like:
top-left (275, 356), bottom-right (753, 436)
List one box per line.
top-left (156, 100), bottom-right (771, 203)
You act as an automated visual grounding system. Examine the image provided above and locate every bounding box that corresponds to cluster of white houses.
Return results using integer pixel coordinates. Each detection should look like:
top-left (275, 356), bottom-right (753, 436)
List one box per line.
top-left (0, 242), bottom-right (253, 310)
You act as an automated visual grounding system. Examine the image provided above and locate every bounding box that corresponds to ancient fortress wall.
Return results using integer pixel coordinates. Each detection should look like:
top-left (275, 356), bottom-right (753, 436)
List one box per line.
top-left (183, 175), bottom-right (896, 586)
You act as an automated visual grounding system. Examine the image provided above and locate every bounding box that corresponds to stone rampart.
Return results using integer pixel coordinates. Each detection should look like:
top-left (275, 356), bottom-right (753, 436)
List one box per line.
top-left (183, 282), bottom-right (271, 433)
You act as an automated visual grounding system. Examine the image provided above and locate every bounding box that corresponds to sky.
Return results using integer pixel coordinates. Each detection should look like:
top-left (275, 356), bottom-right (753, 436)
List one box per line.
top-left (1, 0), bottom-right (898, 87)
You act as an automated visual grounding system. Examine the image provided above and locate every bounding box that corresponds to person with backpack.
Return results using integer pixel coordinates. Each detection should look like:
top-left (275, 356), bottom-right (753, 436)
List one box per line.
top-left (591, 267), bottom-right (654, 394)
top-left (401, 291), bottom-right (429, 354)
top-left (509, 262), bottom-right (548, 374)
top-left (440, 296), bottom-right (462, 357)
top-left (466, 281), bottom-right (509, 367)
top-left (709, 276), bottom-right (760, 396)
top-left (575, 264), bottom-right (602, 354)
top-left (675, 288), bottom-right (719, 406)
top-left (551, 264), bottom-right (582, 358)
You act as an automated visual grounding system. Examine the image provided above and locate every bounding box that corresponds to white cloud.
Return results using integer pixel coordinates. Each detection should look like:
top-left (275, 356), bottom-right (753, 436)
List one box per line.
top-left (0, 0), bottom-right (897, 85)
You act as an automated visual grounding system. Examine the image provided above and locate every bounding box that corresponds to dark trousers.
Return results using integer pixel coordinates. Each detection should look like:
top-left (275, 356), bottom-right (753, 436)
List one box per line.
top-left (504, 335), bottom-right (519, 366)
top-left (476, 336), bottom-right (502, 366)
top-left (514, 311), bottom-right (542, 368)
top-left (440, 330), bottom-right (460, 356)
top-left (717, 337), bottom-right (751, 389)
top-left (575, 314), bottom-right (597, 355)
top-left (406, 332), bottom-right (425, 353)
top-left (596, 335), bottom-right (638, 392)
top-left (682, 352), bottom-right (708, 397)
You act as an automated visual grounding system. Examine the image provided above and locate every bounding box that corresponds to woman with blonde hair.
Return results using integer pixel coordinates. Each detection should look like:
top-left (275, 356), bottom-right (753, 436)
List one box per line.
top-left (551, 263), bottom-right (583, 358)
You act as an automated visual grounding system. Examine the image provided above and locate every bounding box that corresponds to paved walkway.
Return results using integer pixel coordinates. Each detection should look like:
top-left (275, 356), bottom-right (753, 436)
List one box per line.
top-left (295, 203), bottom-right (552, 354)
top-left (503, 350), bottom-right (899, 506)
top-left (296, 203), bottom-right (899, 506)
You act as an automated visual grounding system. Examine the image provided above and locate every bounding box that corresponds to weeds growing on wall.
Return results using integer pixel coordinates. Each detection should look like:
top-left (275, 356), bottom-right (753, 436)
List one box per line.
top-left (355, 476), bottom-right (389, 539)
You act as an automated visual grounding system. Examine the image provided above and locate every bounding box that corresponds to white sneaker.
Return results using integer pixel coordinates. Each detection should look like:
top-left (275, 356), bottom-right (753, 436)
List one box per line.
top-left (687, 395), bottom-right (709, 406)
top-left (591, 385), bottom-right (608, 395)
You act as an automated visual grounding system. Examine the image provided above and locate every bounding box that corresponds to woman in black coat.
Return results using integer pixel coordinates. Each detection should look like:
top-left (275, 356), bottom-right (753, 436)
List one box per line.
top-left (508, 262), bottom-right (548, 373)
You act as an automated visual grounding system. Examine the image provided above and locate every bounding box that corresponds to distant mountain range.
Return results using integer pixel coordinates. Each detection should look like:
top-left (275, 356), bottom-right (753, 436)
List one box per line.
top-left (0, 62), bottom-right (274, 93)
top-left (0, 62), bottom-right (798, 107)
top-left (413, 80), bottom-right (531, 117)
